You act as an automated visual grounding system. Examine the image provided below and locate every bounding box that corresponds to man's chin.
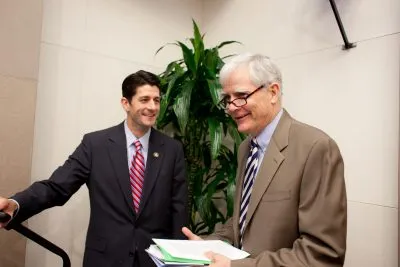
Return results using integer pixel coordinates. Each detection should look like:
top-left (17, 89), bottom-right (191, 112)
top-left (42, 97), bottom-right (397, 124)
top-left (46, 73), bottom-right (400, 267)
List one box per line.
top-left (143, 120), bottom-right (156, 128)
top-left (237, 124), bottom-right (250, 134)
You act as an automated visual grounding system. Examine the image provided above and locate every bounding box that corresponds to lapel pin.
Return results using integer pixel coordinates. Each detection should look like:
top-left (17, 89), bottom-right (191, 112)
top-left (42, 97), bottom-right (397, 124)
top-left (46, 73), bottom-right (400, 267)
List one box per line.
top-left (153, 152), bottom-right (159, 158)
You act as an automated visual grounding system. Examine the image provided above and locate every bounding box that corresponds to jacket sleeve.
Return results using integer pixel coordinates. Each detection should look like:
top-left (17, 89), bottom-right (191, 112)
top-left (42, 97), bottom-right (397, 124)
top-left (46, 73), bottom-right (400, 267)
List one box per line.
top-left (205, 217), bottom-right (235, 244)
top-left (10, 134), bottom-right (91, 224)
top-left (232, 137), bottom-right (347, 267)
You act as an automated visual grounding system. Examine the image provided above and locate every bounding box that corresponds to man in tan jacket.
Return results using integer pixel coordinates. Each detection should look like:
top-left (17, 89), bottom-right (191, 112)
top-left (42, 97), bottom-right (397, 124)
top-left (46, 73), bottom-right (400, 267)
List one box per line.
top-left (183, 53), bottom-right (347, 267)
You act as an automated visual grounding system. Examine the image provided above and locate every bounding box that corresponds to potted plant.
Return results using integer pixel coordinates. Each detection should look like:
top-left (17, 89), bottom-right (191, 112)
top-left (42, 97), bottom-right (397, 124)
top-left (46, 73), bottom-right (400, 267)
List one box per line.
top-left (156, 20), bottom-right (245, 235)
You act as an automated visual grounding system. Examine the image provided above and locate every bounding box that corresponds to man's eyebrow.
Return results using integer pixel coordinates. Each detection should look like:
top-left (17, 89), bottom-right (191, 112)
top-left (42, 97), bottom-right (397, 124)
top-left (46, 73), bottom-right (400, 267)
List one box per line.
top-left (223, 88), bottom-right (250, 96)
top-left (138, 95), bottom-right (160, 98)
top-left (234, 88), bottom-right (251, 93)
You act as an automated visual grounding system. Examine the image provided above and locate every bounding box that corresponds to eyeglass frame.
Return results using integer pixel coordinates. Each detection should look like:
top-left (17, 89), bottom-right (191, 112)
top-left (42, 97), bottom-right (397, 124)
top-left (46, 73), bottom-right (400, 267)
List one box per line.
top-left (219, 84), bottom-right (266, 109)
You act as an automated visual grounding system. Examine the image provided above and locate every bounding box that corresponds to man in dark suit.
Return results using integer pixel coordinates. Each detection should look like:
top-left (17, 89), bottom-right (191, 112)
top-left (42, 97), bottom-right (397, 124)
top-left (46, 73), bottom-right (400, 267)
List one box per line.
top-left (183, 53), bottom-right (347, 267)
top-left (0, 70), bottom-right (188, 267)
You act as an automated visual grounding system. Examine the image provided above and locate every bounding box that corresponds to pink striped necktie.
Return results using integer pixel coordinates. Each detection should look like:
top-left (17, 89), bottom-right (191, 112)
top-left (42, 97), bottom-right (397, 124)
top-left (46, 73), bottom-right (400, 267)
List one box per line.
top-left (130, 140), bottom-right (145, 213)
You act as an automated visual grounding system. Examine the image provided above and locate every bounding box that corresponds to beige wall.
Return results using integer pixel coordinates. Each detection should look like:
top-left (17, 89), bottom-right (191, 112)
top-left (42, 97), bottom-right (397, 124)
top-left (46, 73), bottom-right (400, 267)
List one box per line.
top-left (1, 0), bottom-right (398, 266)
top-left (0, 0), bottom-right (42, 266)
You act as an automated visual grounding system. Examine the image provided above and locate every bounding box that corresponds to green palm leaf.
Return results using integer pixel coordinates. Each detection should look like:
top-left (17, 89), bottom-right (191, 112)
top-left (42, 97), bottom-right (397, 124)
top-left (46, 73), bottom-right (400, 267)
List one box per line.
top-left (177, 41), bottom-right (196, 75)
top-left (156, 19), bottom-right (245, 235)
top-left (173, 80), bottom-right (193, 134)
top-left (207, 117), bottom-right (222, 159)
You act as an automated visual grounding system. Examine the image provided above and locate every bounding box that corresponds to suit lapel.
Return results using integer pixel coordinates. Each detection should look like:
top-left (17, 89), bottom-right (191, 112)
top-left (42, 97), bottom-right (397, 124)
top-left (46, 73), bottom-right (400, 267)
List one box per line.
top-left (137, 128), bottom-right (164, 218)
top-left (108, 122), bottom-right (135, 217)
top-left (236, 109), bottom-right (292, 238)
top-left (245, 140), bottom-right (284, 222)
top-left (246, 110), bottom-right (292, 227)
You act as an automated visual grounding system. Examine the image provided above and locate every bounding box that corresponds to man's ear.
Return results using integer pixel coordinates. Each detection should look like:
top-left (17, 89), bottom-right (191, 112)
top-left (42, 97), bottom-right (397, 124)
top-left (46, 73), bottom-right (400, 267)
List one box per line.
top-left (121, 97), bottom-right (130, 112)
top-left (269, 83), bottom-right (281, 104)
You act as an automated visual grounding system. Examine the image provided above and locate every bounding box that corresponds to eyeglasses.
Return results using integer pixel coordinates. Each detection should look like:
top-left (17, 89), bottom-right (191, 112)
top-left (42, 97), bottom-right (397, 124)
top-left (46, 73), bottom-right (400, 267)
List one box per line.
top-left (219, 84), bottom-right (266, 109)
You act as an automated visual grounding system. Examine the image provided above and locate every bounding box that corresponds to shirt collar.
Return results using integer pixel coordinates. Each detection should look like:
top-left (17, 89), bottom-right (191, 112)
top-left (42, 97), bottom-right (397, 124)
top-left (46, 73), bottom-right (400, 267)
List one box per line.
top-left (254, 109), bottom-right (283, 152)
top-left (124, 120), bottom-right (151, 151)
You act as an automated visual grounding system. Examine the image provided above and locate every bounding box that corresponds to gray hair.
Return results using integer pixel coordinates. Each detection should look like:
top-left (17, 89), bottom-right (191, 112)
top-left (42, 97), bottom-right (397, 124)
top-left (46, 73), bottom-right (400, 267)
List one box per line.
top-left (219, 53), bottom-right (283, 90)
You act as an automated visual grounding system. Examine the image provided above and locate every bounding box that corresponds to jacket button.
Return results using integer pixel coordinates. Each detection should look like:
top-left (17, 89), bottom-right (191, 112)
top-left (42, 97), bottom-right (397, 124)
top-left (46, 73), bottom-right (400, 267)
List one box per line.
top-left (129, 252), bottom-right (134, 257)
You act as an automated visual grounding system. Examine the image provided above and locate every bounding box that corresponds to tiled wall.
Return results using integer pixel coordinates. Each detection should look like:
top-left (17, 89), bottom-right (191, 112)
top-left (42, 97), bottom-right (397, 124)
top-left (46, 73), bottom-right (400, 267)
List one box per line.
top-left (0, 0), bottom-right (42, 266)
top-left (203, 0), bottom-right (399, 266)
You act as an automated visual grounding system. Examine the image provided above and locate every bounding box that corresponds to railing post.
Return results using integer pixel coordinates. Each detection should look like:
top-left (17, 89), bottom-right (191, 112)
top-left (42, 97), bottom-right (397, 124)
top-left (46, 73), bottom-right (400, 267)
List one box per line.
top-left (328, 0), bottom-right (356, 50)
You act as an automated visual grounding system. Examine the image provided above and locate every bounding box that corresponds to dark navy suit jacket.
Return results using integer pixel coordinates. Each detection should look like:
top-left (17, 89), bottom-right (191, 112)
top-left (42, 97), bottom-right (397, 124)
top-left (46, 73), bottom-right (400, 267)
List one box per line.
top-left (11, 122), bottom-right (188, 267)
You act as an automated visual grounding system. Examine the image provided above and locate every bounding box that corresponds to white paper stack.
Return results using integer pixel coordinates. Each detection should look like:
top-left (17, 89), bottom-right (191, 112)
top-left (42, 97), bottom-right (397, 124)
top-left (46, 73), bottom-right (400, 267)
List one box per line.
top-left (145, 239), bottom-right (250, 267)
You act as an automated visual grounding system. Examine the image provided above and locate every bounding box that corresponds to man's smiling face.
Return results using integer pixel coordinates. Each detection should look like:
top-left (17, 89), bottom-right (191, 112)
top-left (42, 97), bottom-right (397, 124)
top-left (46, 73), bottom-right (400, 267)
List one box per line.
top-left (222, 66), bottom-right (277, 136)
top-left (122, 84), bottom-right (160, 137)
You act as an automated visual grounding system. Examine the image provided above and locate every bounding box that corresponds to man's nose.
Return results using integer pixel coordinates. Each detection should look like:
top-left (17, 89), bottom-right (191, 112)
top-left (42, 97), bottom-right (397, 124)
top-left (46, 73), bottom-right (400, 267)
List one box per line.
top-left (148, 100), bottom-right (158, 110)
top-left (226, 102), bottom-right (239, 114)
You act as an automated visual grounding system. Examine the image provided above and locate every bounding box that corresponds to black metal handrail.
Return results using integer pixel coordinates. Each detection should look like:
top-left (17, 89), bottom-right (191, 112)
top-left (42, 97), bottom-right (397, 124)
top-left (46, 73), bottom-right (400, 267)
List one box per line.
top-left (328, 0), bottom-right (356, 50)
top-left (0, 211), bottom-right (71, 267)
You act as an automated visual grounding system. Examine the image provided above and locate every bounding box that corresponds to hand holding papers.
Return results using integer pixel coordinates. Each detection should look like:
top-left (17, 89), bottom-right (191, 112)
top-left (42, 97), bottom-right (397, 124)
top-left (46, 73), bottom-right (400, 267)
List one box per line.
top-left (146, 239), bottom-right (250, 266)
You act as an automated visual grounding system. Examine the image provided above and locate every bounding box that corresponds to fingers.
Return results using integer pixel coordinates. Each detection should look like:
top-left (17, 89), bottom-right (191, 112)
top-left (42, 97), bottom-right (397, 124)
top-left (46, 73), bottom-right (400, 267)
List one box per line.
top-left (205, 251), bottom-right (222, 264)
top-left (0, 197), bottom-right (17, 219)
top-left (0, 197), bottom-right (9, 210)
top-left (0, 198), bottom-right (16, 214)
top-left (181, 227), bottom-right (202, 241)
top-left (205, 251), bottom-right (215, 261)
top-left (205, 252), bottom-right (230, 267)
top-left (0, 197), bottom-right (13, 228)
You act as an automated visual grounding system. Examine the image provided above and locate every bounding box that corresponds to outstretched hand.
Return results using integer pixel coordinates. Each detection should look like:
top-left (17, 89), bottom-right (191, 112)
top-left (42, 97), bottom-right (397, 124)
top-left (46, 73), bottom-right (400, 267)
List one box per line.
top-left (181, 227), bottom-right (203, 241)
top-left (0, 197), bottom-right (16, 228)
top-left (182, 227), bottom-right (231, 267)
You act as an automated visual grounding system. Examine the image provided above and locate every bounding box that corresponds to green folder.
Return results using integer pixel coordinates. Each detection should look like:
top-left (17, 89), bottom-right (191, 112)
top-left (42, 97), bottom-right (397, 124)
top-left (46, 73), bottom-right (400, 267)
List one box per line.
top-left (158, 245), bottom-right (211, 265)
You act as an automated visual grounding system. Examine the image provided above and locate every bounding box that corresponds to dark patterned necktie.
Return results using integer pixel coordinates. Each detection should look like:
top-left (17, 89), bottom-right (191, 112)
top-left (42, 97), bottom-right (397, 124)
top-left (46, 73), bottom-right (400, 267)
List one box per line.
top-left (239, 138), bottom-right (259, 248)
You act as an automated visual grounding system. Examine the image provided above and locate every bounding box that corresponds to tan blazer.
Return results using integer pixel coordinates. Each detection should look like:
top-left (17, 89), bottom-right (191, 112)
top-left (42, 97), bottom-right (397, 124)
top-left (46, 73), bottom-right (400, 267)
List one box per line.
top-left (210, 109), bottom-right (347, 267)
